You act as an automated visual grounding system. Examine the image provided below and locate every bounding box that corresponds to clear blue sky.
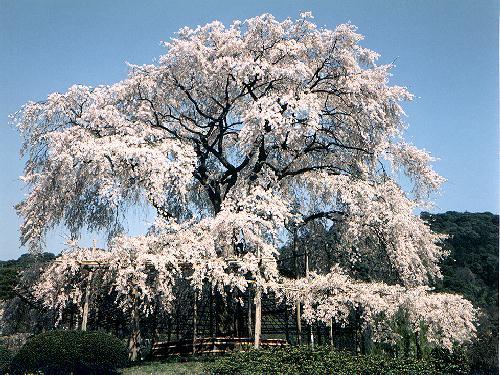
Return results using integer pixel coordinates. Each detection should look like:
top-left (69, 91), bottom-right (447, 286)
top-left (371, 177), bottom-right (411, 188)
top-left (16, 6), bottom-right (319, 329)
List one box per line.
top-left (0, 0), bottom-right (498, 260)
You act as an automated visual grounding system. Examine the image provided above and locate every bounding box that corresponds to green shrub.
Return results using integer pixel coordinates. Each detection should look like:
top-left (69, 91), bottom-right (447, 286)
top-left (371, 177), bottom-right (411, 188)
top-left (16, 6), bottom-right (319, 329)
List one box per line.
top-left (0, 345), bottom-right (12, 374)
top-left (208, 346), bottom-right (466, 375)
top-left (11, 330), bottom-right (128, 374)
top-left (428, 347), bottom-right (470, 375)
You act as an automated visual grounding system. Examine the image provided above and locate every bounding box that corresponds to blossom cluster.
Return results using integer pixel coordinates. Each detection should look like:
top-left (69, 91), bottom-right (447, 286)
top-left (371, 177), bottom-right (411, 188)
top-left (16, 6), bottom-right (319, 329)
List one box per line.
top-left (287, 266), bottom-right (477, 350)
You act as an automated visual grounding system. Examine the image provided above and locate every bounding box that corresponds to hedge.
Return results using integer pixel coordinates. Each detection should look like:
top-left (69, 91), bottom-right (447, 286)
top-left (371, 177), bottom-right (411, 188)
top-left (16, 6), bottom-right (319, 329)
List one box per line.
top-left (208, 346), bottom-right (469, 375)
top-left (0, 345), bottom-right (12, 374)
top-left (10, 330), bottom-right (127, 374)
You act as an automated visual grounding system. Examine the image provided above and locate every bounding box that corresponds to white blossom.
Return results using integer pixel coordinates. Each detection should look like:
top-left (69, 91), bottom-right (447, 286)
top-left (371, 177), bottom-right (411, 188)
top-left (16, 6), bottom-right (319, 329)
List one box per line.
top-left (286, 266), bottom-right (477, 350)
top-left (17, 13), bottom-right (475, 350)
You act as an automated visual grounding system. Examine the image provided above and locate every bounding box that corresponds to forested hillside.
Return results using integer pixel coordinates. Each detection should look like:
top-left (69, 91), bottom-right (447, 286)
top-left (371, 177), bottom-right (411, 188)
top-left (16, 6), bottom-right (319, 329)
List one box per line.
top-left (422, 212), bottom-right (498, 306)
top-left (421, 211), bottom-right (498, 372)
top-left (0, 253), bottom-right (54, 301)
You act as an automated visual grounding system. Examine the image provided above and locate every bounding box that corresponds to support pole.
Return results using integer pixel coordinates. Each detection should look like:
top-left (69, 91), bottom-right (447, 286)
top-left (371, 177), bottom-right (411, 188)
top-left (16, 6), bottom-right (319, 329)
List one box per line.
top-left (210, 289), bottom-right (214, 337)
top-left (305, 250), bottom-right (309, 278)
top-left (415, 331), bottom-right (422, 359)
top-left (254, 246), bottom-right (262, 349)
top-left (81, 270), bottom-right (93, 331)
top-left (254, 285), bottom-right (262, 349)
top-left (295, 301), bottom-right (302, 345)
top-left (329, 319), bottom-right (334, 347)
top-left (285, 304), bottom-right (290, 344)
top-left (247, 288), bottom-right (253, 338)
top-left (309, 325), bottom-right (315, 347)
top-left (305, 249), bottom-right (314, 347)
top-left (192, 290), bottom-right (198, 354)
top-left (293, 228), bottom-right (302, 345)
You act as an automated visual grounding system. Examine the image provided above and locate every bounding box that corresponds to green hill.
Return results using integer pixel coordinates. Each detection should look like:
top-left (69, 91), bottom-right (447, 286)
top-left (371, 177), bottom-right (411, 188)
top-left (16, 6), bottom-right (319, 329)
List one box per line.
top-left (421, 211), bottom-right (498, 372)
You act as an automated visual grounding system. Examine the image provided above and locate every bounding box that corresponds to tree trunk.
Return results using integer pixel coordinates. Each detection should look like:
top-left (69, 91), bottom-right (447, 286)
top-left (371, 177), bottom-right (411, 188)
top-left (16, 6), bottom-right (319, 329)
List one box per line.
top-left (128, 302), bottom-right (141, 361)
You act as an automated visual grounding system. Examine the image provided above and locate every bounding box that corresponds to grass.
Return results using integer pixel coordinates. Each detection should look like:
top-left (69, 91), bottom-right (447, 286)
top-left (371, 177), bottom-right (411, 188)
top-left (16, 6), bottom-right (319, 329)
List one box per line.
top-left (122, 360), bottom-right (208, 375)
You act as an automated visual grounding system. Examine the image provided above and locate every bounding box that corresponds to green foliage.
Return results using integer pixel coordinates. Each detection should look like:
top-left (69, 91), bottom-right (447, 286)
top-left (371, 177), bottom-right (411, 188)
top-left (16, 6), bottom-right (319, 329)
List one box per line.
top-left (421, 211), bottom-right (498, 307)
top-left (0, 253), bottom-right (57, 335)
top-left (373, 310), bottom-right (434, 362)
top-left (0, 346), bottom-right (12, 375)
top-left (421, 211), bottom-right (498, 372)
top-left (428, 347), bottom-right (470, 375)
top-left (208, 346), bottom-right (465, 375)
top-left (123, 360), bottom-right (207, 375)
top-left (10, 330), bottom-right (128, 374)
top-left (0, 252), bottom-right (54, 300)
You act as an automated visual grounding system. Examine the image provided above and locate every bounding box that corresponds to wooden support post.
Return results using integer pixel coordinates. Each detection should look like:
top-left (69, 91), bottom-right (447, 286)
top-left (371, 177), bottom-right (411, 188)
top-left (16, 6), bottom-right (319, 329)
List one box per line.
top-left (192, 290), bottom-right (198, 354)
top-left (81, 270), bottom-right (93, 331)
top-left (285, 304), bottom-right (290, 344)
top-left (254, 245), bottom-right (262, 349)
top-left (293, 228), bottom-right (302, 345)
top-left (167, 317), bottom-right (172, 343)
top-left (254, 285), bottom-right (262, 349)
top-left (329, 319), bottom-right (334, 347)
top-left (210, 289), bottom-right (214, 337)
top-left (247, 288), bottom-right (253, 338)
top-left (233, 297), bottom-right (238, 337)
top-left (415, 331), bottom-right (421, 359)
top-left (176, 310), bottom-right (180, 340)
top-left (304, 250), bottom-right (314, 347)
top-left (305, 250), bottom-right (309, 278)
top-left (215, 291), bottom-right (220, 336)
top-left (295, 301), bottom-right (302, 345)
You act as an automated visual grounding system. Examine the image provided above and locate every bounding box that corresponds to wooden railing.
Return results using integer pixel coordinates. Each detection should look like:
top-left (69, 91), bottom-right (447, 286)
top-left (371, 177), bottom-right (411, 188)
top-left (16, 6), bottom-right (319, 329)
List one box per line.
top-left (152, 337), bottom-right (287, 357)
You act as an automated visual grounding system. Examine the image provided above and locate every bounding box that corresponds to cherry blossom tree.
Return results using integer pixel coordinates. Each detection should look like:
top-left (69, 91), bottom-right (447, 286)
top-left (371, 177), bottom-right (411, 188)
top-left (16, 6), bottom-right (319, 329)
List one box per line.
top-left (15, 12), bottom-right (476, 353)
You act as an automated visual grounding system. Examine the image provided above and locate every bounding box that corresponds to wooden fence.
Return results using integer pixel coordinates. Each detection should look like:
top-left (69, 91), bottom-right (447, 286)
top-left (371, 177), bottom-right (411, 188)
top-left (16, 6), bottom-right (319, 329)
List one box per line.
top-left (152, 337), bottom-right (287, 357)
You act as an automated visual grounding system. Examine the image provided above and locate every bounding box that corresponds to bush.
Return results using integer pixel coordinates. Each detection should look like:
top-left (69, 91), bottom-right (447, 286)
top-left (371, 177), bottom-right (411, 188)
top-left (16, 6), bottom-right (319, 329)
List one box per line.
top-left (428, 347), bottom-right (470, 375)
top-left (0, 346), bottom-right (12, 374)
top-left (208, 346), bottom-right (466, 375)
top-left (11, 330), bottom-right (128, 374)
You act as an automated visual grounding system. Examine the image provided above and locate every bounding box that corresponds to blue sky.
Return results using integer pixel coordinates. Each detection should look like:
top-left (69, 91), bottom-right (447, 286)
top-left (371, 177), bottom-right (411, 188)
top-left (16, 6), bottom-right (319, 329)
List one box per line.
top-left (0, 0), bottom-right (498, 260)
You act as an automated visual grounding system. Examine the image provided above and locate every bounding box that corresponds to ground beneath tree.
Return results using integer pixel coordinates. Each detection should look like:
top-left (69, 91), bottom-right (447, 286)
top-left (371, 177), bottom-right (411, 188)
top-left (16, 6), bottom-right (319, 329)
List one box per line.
top-left (123, 361), bottom-right (206, 375)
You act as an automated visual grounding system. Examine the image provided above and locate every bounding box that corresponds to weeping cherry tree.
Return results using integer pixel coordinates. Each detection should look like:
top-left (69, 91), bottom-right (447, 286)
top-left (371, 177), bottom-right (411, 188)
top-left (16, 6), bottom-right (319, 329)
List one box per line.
top-left (14, 12), bottom-right (476, 355)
